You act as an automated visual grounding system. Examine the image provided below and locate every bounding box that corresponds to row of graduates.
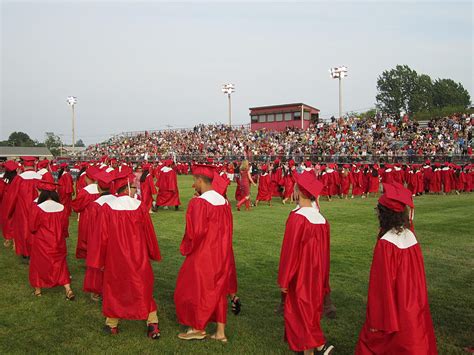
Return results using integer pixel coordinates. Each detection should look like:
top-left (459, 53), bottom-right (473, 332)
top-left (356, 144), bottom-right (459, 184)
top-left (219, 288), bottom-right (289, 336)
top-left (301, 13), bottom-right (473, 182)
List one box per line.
top-left (248, 160), bottom-right (474, 206)
top-left (0, 157), bottom-right (438, 354)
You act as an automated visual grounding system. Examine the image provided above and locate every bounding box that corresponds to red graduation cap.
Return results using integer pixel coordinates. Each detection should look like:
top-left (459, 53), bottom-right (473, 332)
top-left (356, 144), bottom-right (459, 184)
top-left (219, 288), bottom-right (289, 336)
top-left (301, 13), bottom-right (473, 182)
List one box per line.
top-left (85, 166), bottom-right (100, 180)
top-left (304, 160), bottom-right (312, 167)
top-left (295, 171), bottom-right (323, 199)
top-left (21, 156), bottom-right (36, 167)
top-left (60, 162), bottom-right (68, 169)
top-left (37, 179), bottom-right (59, 191)
top-left (206, 157), bottom-right (214, 164)
top-left (37, 159), bottom-right (50, 169)
top-left (288, 159), bottom-right (295, 168)
top-left (192, 164), bottom-right (216, 179)
top-left (378, 182), bottom-right (414, 212)
top-left (274, 159), bottom-right (280, 165)
top-left (113, 169), bottom-right (136, 191)
top-left (261, 164), bottom-right (268, 172)
top-left (3, 160), bottom-right (19, 172)
top-left (142, 163), bottom-right (151, 171)
top-left (94, 170), bottom-right (116, 190)
top-left (211, 172), bottom-right (230, 195)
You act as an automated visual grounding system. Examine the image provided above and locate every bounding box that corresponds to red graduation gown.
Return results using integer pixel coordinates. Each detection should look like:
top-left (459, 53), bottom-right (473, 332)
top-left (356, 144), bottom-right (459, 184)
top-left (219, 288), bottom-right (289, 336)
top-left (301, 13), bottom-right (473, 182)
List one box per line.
top-left (430, 169), bottom-right (442, 193)
top-left (156, 167), bottom-right (181, 206)
top-left (271, 167), bottom-right (283, 197)
top-left (256, 173), bottom-right (272, 201)
top-left (278, 207), bottom-right (331, 352)
top-left (174, 190), bottom-right (236, 330)
top-left (441, 167), bottom-right (453, 193)
top-left (58, 172), bottom-right (74, 215)
top-left (351, 170), bottom-right (364, 196)
top-left (29, 200), bottom-right (71, 288)
top-left (84, 194), bottom-right (117, 295)
top-left (71, 184), bottom-right (100, 259)
top-left (4, 171), bottom-right (42, 256)
top-left (356, 229), bottom-right (437, 355)
top-left (91, 195), bottom-right (161, 320)
top-left (340, 171), bottom-right (352, 195)
top-left (283, 173), bottom-right (295, 199)
top-left (140, 174), bottom-right (157, 211)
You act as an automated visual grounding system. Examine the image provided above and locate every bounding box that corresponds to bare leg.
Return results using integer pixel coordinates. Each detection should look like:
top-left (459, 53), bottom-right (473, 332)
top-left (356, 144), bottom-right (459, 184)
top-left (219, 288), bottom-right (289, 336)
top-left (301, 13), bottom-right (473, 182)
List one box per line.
top-left (215, 322), bottom-right (226, 339)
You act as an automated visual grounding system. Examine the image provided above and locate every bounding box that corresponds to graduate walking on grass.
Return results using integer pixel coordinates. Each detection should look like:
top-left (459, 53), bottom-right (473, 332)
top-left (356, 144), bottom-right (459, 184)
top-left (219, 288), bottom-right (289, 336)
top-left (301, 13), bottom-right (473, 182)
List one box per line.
top-left (91, 170), bottom-right (162, 339)
top-left (278, 171), bottom-right (335, 355)
top-left (175, 164), bottom-right (237, 343)
top-left (355, 182), bottom-right (437, 355)
top-left (29, 180), bottom-right (74, 300)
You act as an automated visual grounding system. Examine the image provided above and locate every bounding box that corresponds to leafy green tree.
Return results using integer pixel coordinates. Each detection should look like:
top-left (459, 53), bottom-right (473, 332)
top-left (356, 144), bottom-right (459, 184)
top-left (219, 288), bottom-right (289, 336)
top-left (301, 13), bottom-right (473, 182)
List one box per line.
top-left (5, 131), bottom-right (36, 146)
top-left (376, 65), bottom-right (419, 116)
top-left (410, 74), bottom-right (433, 113)
top-left (44, 132), bottom-right (62, 156)
top-left (432, 79), bottom-right (471, 108)
top-left (75, 139), bottom-right (85, 147)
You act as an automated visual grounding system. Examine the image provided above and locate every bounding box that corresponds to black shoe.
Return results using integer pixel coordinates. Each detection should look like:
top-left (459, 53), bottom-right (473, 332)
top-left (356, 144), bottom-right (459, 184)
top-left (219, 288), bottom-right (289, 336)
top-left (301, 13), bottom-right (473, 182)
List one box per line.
top-left (147, 323), bottom-right (160, 339)
top-left (315, 344), bottom-right (335, 355)
top-left (103, 325), bottom-right (119, 335)
top-left (175, 206), bottom-right (179, 211)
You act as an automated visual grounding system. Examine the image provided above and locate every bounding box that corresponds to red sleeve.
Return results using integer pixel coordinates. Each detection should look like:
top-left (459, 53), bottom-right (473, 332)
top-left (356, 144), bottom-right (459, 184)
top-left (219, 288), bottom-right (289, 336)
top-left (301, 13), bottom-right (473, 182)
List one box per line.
top-left (142, 206), bottom-right (161, 261)
top-left (87, 205), bottom-right (111, 269)
top-left (148, 175), bottom-right (157, 195)
top-left (366, 240), bottom-right (400, 332)
top-left (71, 190), bottom-right (89, 212)
top-left (29, 205), bottom-right (41, 234)
top-left (277, 213), bottom-right (304, 289)
top-left (179, 198), bottom-right (208, 256)
top-left (4, 178), bottom-right (20, 219)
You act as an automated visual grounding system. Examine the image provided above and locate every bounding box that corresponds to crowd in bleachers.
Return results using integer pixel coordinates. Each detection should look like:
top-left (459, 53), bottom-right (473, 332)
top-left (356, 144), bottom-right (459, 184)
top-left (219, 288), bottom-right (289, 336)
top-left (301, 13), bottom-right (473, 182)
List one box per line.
top-left (84, 113), bottom-right (473, 162)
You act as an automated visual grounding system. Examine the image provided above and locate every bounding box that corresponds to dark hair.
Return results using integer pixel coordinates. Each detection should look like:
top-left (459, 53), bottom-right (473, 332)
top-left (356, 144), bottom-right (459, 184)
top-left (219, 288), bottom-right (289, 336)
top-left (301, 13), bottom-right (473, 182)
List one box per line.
top-left (195, 174), bottom-right (213, 184)
top-left (3, 170), bottom-right (17, 184)
top-left (77, 167), bottom-right (86, 181)
top-left (140, 170), bottom-right (149, 183)
top-left (376, 203), bottom-right (409, 238)
top-left (371, 168), bottom-right (379, 177)
top-left (116, 185), bottom-right (128, 194)
top-left (58, 168), bottom-right (65, 180)
top-left (37, 190), bottom-right (60, 204)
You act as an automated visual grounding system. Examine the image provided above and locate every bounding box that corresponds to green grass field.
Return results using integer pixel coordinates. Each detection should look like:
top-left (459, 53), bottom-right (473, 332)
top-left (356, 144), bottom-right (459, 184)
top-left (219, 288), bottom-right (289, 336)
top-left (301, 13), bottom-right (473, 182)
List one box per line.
top-left (0, 175), bottom-right (473, 354)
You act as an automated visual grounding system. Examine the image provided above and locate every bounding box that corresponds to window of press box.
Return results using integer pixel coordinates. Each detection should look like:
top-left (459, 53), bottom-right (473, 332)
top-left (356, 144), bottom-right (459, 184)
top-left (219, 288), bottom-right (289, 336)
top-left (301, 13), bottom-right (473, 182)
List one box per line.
top-left (276, 113), bottom-right (283, 122)
top-left (251, 115), bottom-right (258, 122)
top-left (258, 115), bottom-right (266, 123)
top-left (284, 112), bottom-right (292, 121)
top-left (293, 112), bottom-right (301, 120)
top-left (304, 111), bottom-right (310, 120)
top-left (267, 114), bottom-right (275, 122)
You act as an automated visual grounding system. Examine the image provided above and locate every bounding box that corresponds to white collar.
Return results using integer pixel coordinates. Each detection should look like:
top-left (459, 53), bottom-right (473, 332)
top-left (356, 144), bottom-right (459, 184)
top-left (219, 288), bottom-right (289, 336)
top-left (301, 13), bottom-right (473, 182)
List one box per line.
top-left (161, 166), bottom-right (172, 172)
top-left (105, 167), bottom-right (115, 173)
top-left (37, 200), bottom-right (64, 213)
top-left (199, 190), bottom-right (226, 206)
top-left (83, 183), bottom-right (100, 194)
top-left (261, 172), bottom-right (268, 176)
top-left (94, 194), bottom-right (117, 206)
top-left (37, 168), bottom-right (48, 176)
top-left (108, 195), bottom-right (141, 210)
top-left (295, 207), bottom-right (326, 224)
top-left (442, 167), bottom-right (450, 171)
top-left (381, 228), bottom-right (418, 249)
top-left (20, 170), bottom-right (42, 180)
top-left (385, 168), bottom-right (392, 172)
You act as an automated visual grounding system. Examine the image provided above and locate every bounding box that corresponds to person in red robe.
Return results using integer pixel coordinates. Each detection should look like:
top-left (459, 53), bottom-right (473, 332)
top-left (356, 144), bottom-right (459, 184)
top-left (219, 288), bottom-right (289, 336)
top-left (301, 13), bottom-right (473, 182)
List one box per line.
top-left (255, 164), bottom-right (272, 206)
top-left (351, 165), bottom-right (364, 198)
top-left (57, 163), bottom-right (74, 238)
top-left (236, 160), bottom-right (256, 211)
top-left (339, 164), bottom-right (352, 199)
top-left (29, 180), bottom-right (75, 299)
top-left (278, 171), bottom-right (335, 355)
top-left (454, 166), bottom-right (465, 193)
top-left (71, 166), bottom-right (100, 260)
top-left (355, 182), bottom-right (437, 354)
top-left (75, 162), bottom-right (89, 192)
top-left (422, 161), bottom-right (433, 193)
top-left (430, 163), bottom-right (442, 193)
top-left (270, 159), bottom-right (284, 198)
top-left (441, 163), bottom-right (454, 194)
top-left (37, 159), bottom-right (54, 183)
top-left (155, 159), bottom-right (181, 210)
top-left (4, 156), bottom-right (42, 259)
top-left (0, 160), bottom-right (19, 248)
top-left (367, 165), bottom-right (380, 197)
top-left (89, 171), bottom-right (162, 338)
top-left (282, 160), bottom-right (296, 204)
top-left (139, 163), bottom-right (157, 212)
top-left (175, 164), bottom-right (236, 342)
top-left (84, 170), bottom-right (117, 301)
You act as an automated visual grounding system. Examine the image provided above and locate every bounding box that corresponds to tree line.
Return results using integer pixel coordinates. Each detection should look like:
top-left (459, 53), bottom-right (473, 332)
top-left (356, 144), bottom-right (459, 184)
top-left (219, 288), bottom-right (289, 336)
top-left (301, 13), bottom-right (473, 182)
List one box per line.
top-left (376, 64), bottom-right (471, 119)
top-left (0, 132), bottom-right (84, 156)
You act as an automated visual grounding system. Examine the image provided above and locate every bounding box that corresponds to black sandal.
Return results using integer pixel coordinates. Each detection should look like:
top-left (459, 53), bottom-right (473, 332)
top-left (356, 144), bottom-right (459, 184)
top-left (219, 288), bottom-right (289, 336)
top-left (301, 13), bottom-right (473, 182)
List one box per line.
top-left (147, 323), bottom-right (161, 339)
top-left (230, 295), bottom-right (241, 315)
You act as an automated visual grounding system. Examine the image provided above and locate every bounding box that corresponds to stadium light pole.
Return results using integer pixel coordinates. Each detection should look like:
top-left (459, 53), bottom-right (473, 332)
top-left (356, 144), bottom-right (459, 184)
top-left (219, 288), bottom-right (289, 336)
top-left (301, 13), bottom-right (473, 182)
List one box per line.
top-left (222, 83), bottom-right (235, 127)
top-left (329, 66), bottom-right (348, 118)
top-left (66, 96), bottom-right (78, 155)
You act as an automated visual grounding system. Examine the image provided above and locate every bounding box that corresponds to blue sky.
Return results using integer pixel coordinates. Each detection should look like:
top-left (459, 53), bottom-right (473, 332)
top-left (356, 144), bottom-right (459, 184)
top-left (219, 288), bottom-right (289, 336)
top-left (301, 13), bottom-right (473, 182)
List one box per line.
top-left (1, 1), bottom-right (472, 144)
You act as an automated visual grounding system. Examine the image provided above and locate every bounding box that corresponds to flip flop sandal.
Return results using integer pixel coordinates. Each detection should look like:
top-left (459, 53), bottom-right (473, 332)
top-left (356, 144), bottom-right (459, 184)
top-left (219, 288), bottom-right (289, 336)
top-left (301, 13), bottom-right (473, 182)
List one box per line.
top-left (208, 334), bottom-right (228, 343)
top-left (32, 291), bottom-right (42, 297)
top-left (147, 323), bottom-right (161, 339)
top-left (65, 290), bottom-right (75, 301)
top-left (177, 329), bottom-right (207, 340)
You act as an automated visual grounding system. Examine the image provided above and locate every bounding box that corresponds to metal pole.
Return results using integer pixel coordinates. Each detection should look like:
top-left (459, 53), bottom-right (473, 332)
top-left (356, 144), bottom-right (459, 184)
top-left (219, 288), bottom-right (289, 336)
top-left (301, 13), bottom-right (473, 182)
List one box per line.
top-left (301, 104), bottom-right (304, 129)
top-left (72, 105), bottom-right (76, 154)
top-left (228, 94), bottom-right (232, 126)
top-left (339, 76), bottom-right (343, 119)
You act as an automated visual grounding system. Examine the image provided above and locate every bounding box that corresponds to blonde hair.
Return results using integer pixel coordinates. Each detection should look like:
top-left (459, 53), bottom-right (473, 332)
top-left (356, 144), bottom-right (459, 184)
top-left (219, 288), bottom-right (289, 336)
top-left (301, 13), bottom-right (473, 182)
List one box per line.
top-left (240, 160), bottom-right (249, 171)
